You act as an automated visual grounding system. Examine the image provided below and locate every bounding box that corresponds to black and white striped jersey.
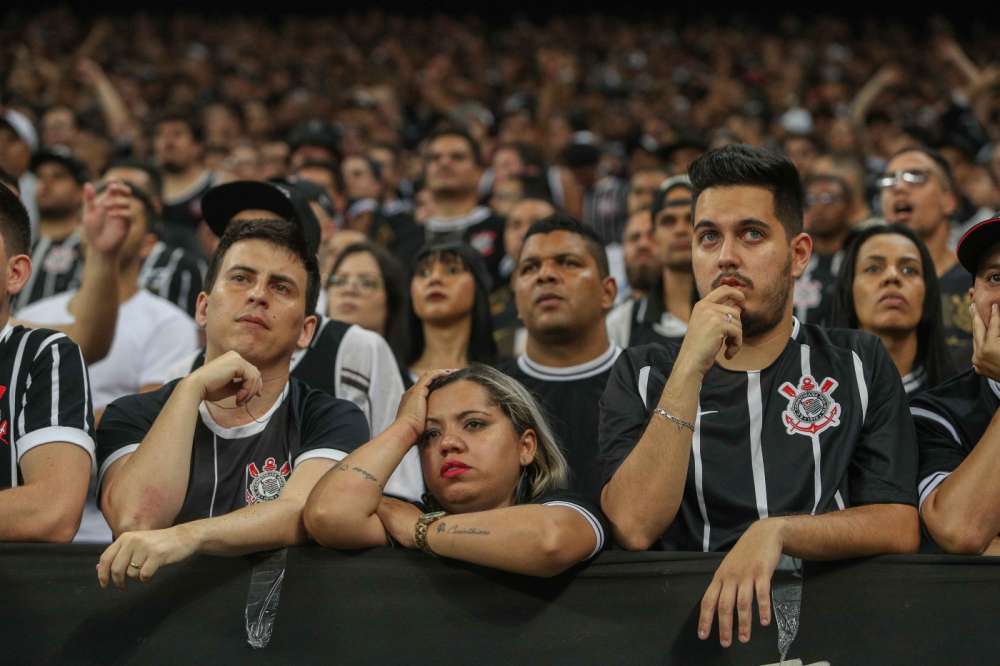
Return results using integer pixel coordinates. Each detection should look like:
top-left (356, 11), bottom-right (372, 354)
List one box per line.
top-left (178, 316), bottom-right (422, 502)
top-left (0, 323), bottom-right (95, 489)
top-left (910, 369), bottom-right (998, 510)
top-left (139, 241), bottom-right (206, 316)
top-left (793, 250), bottom-right (843, 326)
top-left (424, 207), bottom-right (507, 288)
top-left (499, 345), bottom-right (622, 503)
top-left (96, 377), bottom-right (369, 523)
top-left (12, 231), bottom-right (82, 312)
top-left (598, 319), bottom-right (918, 552)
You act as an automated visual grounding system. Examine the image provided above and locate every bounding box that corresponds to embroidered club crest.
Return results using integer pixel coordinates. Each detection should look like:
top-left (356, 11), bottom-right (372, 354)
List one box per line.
top-left (245, 457), bottom-right (290, 504)
top-left (779, 375), bottom-right (841, 437)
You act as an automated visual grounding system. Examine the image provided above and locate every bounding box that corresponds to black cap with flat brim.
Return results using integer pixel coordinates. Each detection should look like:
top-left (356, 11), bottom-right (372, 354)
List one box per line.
top-left (957, 216), bottom-right (1000, 276)
top-left (201, 180), bottom-right (320, 255)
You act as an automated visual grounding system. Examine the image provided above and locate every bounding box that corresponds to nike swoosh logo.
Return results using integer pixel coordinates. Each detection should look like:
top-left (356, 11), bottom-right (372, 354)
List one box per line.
top-left (697, 410), bottom-right (719, 417)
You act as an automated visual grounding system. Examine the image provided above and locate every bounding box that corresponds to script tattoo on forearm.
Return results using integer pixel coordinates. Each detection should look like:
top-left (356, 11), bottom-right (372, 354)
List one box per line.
top-left (333, 462), bottom-right (380, 485)
top-left (435, 522), bottom-right (490, 536)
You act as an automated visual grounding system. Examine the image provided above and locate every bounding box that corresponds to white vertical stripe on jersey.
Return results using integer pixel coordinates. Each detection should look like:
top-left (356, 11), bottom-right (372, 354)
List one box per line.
top-left (209, 433), bottom-right (219, 518)
top-left (692, 405), bottom-right (710, 552)
top-left (834, 490), bottom-right (846, 510)
top-left (18, 375), bottom-right (31, 441)
top-left (800, 344), bottom-right (823, 514)
top-left (637, 366), bottom-right (650, 409)
top-left (49, 343), bottom-right (60, 426)
top-left (76, 346), bottom-right (91, 433)
top-left (8, 330), bottom-right (32, 487)
top-left (851, 351), bottom-right (868, 423)
top-left (746, 372), bottom-right (769, 519)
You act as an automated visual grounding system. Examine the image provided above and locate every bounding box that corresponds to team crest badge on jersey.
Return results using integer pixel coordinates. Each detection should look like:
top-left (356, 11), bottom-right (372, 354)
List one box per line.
top-left (778, 375), bottom-right (841, 437)
top-left (245, 457), bottom-right (290, 504)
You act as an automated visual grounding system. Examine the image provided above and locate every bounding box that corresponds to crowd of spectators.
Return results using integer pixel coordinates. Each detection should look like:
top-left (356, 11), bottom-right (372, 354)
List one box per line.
top-left (1, 8), bottom-right (1000, 651)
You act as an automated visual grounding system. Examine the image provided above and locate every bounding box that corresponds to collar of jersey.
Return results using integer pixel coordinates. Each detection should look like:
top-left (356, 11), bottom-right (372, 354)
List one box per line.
top-left (425, 206), bottom-right (492, 232)
top-left (198, 381), bottom-right (289, 439)
top-left (518, 344), bottom-right (622, 381)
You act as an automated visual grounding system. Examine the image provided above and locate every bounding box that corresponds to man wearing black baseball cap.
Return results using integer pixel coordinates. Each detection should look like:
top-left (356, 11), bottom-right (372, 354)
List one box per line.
top-left (13, 146), bottom-right (90, 311)
top-left (911, 215), bottom-right (1000, 554)
top-left (187, 179), bottom-right (420, 501)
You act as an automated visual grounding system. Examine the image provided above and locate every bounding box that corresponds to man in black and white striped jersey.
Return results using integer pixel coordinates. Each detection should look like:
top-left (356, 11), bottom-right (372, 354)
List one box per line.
top-left (599, 145), bottom-right (919, 649)
top-left (101, 160), bottom-right (206, 317)
top-left (913, 215), bottom-right (1000, 555)
top-left (0, 183), bottom-right (94, 542)
top-left (183, 179), bottom-right (419, 499)
top-left (12, 147), bottom-right (88, 312)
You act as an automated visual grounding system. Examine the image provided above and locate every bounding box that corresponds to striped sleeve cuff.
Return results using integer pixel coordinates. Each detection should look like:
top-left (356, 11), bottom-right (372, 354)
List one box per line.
top-left (294, 448), bottom-right (348, 467)
top-left (543, 500), bottom-right (606, 560)
top-left (97, 443), bottom-right (140, 491)
top-left (918, 471), bottom-right (951, 510)
top-left (17, 426), bottom-right (96, 476)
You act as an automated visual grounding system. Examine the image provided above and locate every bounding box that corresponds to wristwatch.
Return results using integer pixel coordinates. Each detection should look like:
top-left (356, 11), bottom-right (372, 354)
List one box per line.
top-left (414, 510), bottom-right (447, 555)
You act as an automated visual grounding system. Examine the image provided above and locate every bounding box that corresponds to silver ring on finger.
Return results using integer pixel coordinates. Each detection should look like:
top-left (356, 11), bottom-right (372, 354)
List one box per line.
top-left (128, 562), bottom-right (141, 570)
top-left (725, 313), bottom-right (733, 324)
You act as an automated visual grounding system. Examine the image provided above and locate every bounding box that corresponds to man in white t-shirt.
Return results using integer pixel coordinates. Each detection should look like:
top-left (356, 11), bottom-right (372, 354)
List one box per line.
top-left (18, 175), bottom-right (199, 542)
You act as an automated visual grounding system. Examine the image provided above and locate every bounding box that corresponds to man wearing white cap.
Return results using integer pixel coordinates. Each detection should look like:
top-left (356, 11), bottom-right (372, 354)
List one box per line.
top-left (0, 109), bottom-right (40, 230)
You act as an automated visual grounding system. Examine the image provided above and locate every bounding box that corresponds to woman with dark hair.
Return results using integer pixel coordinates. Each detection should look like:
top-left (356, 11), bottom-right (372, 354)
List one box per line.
top-left (304, 365), bottom-right (606, 577)
top-left (828, 223), bottom-right (954, 393)
top-left (405, 242), bottom-right (497, 383)
top-left (326, 241), bottom-right (409, 365)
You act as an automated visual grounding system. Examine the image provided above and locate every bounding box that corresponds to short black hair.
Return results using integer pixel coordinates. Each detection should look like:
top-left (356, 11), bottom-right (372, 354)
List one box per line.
top-left (496, 142), bottom-right (547, 174)
top-left (689, 144), bottom-right (804, 239)
top-left (296, 160), bottom-right (345, 196)
top-left (887, 146), bottom-right (956, 191)
top-left (0, 185), bottom-right (31, 257)
top-left (521, 213), bottom-right (609, 278)
top-left (802, 172), bottom-right (852, 200)
top-left (204, 218), bottom-right (320, 316)
top-left (426, 127), bottom-right (482, 166)
top-left (103, 158), bottom-right (163, 200)
top-left (153, 109), bottom-right (204, 144)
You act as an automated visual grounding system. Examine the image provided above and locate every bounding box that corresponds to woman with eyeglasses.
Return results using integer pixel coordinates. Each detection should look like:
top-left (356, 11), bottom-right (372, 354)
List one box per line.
top-left (405, 242), bottom-right (497, 384)
top-left (325, 241), bottom-right (409, 367)
top-left (828, 223), bottom-right (955, 394)
top-left (304, 365), bottom-right (606, 577)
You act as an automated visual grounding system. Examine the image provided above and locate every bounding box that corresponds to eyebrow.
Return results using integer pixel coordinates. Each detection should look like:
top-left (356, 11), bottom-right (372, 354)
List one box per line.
top-left (693, 217), bottom-right (768, 232)
top-left (859, 254), bottom-right (921, 262)
top-left (229, 265), bottom-right (299, 285)
top-left (979, 262), bottom-right (1000, 274)
top-left (426, 409), bottom-right (491, 423)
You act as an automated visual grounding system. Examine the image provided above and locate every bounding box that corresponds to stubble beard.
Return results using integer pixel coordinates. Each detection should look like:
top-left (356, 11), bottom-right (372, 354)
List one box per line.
top-left (740, 253), bottom-right (792, 340)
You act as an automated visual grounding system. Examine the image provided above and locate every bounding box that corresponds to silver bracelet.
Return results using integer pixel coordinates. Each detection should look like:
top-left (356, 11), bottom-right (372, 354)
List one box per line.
top-left (653, 407), bottom-right (695, 432)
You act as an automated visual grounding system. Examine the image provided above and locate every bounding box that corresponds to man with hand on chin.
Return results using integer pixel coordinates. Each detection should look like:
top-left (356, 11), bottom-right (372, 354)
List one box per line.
top-left (912, 216), bottom-right (1000, 555)
top-left (95, 217), bottom-right (369, 589)
top-left (599, 145), bottom-right (918, 648)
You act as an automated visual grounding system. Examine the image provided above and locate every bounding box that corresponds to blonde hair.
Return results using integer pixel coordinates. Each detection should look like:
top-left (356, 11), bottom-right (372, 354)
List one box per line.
top-left (426, 364), bottom-right (568, 500)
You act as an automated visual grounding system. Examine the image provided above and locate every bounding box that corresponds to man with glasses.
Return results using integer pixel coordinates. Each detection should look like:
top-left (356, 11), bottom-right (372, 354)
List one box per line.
top-left (794, 174), bottom-right (853, 324)
top-left (880, 147), bottom-right (972, 367)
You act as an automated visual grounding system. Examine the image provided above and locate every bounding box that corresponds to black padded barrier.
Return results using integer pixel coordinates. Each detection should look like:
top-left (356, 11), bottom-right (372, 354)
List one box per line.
top-left (4, 544), bottom-right (998, 665)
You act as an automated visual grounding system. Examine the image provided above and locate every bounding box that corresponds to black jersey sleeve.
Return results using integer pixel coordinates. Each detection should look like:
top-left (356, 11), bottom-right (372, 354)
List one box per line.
top-left (910, 394), bottom-right (969, 508)
top-left (530, 489), bottom-right (609, 559)
top-left (16, 333), bottom-right (95, 465)
top-left (847, 338), bottom-right (919, 507)
top-left (96, 382), bottom-right (175, 488)
top-left (597, 346), bottom-right (670, 490)
top-left (293, 388), bottom-right (371, 466)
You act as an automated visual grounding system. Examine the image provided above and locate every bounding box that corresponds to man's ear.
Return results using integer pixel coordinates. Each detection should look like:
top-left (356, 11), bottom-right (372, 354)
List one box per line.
top-left (789, 232), bottom-right (813, 280)
top-left (601, 275), bottom-right (618, 312)
top-left (942, 188), bottom-right (958, 218)
top-left (5, 254), bottom-right (32, 296)
top-left (194, 291), bottom-right (209, 328)
top-left (297, 313), bottom-right (318, 349)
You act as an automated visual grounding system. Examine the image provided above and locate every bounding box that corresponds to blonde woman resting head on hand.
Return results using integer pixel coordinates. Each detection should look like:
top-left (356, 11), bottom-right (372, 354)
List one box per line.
top-left (304, 364), bottom-right (607, 577)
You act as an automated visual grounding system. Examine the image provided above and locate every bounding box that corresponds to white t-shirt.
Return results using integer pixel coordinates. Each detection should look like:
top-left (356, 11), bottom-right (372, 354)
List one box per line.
top-left (18, 289), bottom-right (200, 411)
